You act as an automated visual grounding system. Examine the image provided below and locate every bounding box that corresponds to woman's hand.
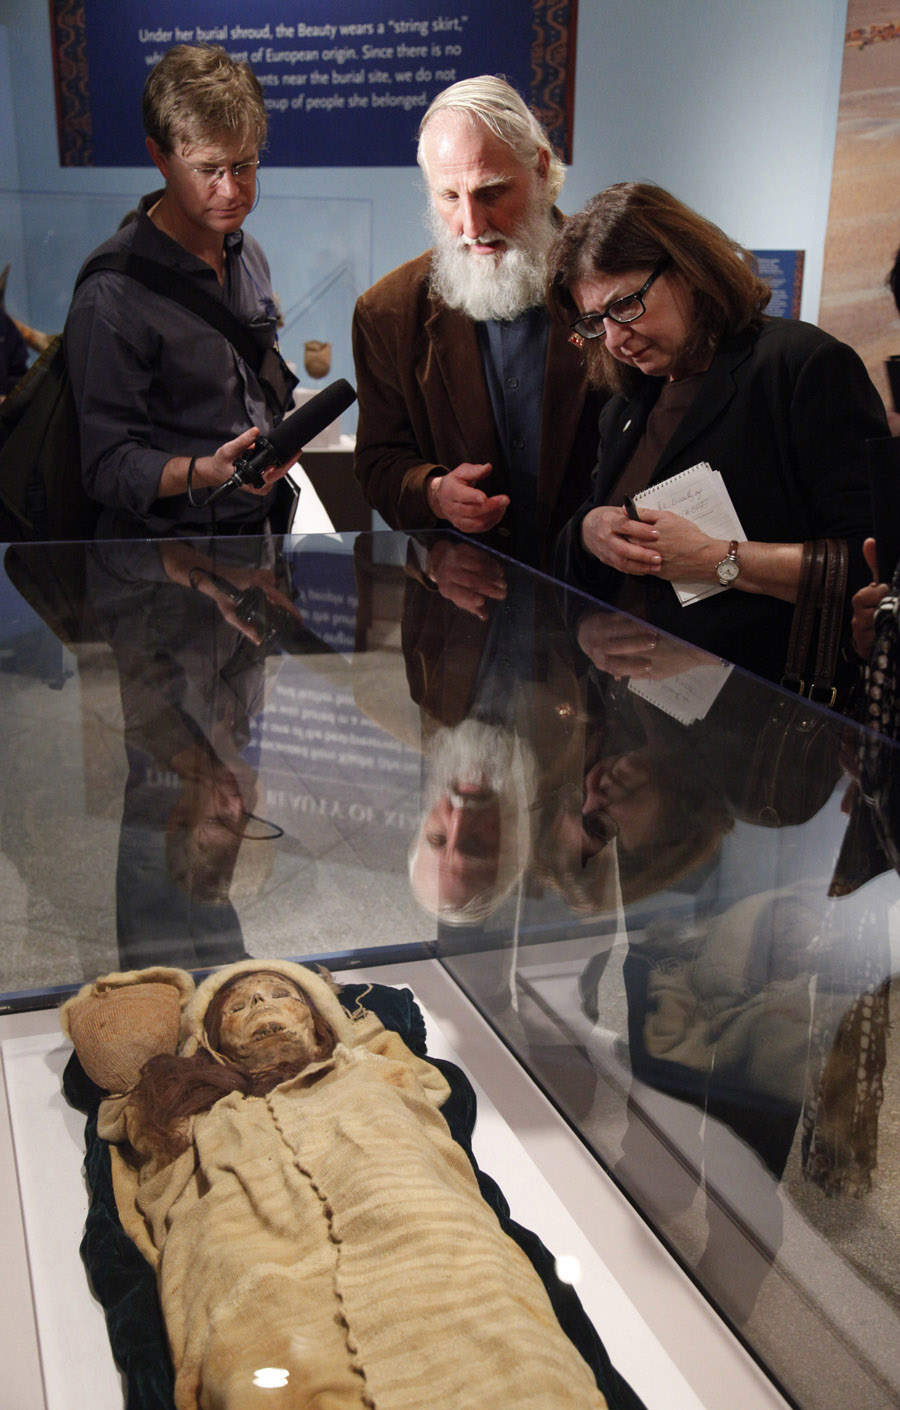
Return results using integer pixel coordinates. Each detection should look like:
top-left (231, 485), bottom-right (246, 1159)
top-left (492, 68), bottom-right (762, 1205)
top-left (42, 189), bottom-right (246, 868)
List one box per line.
top-left (577, 608), bottom-right (717, 680)
top-left (577, 610), bottom-right (659, 677)
top-left (581, 504), bottom-right (662, 574)
top-left (584, 503), bottom-right (805, 603)
top-left (644, 509), bottom-right (735, 582)
top-left (581, 503), bottom-right (721, 583)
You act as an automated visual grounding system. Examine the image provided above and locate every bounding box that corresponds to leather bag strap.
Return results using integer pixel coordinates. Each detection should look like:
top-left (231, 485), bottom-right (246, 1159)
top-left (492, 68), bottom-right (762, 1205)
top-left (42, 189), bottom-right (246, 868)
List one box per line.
top-left (810, 537), bottom-right (848, 703)
top-left (781, 538), bottom-right (848, 704)
top-left (782, 540), bottom-right (823, 695)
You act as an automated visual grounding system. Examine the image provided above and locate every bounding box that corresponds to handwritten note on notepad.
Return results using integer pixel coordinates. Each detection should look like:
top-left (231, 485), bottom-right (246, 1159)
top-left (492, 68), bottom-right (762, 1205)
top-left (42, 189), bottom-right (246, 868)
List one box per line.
top-left (633, 461), bottom-right (746, 605)
top-left (628, 659), bottom-right (732, 724)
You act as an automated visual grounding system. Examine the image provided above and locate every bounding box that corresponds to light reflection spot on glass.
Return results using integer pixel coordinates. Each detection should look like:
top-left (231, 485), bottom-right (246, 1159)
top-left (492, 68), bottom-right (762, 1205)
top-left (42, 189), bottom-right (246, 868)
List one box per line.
top-left (554, 1254), bottom-right (581, 1285)
top-left (253, 1367), bottom-right (290, 1389)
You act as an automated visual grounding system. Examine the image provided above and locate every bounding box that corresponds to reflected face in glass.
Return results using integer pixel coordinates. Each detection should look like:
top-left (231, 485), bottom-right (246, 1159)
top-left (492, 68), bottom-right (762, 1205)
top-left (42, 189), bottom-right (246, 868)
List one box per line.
top-left (173, 776), bottom-right (245, 838)
top-left (571, 267), bottom-right (697, 380)
top-left (413, 788), bottom-right (502, 911)
top-left (166, 776), bottom-right (246, 903)
top-left (216, 974), bottom-right (319, 1069)
top-left (413, 718), bottom-right (531, 920)
top-left (584, 751), bottom-right (662, 853)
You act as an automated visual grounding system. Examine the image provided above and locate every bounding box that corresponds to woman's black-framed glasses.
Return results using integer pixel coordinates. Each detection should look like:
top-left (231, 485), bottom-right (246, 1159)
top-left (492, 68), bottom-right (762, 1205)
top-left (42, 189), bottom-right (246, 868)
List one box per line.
top-left (570, 258), bottom-right (671, 342)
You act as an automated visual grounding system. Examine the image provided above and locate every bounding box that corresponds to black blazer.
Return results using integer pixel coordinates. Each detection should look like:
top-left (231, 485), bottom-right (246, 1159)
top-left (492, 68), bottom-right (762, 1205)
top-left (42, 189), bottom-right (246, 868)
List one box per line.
top-left (554, 317), bottom-right (889, 682)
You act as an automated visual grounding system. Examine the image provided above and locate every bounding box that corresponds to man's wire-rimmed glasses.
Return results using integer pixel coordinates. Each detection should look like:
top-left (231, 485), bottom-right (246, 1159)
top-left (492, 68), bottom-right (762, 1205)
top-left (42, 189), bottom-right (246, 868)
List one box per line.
top-left (171, 151), bottom-right (260, 190)
top-left (570, 258), bottom-right (671, 342)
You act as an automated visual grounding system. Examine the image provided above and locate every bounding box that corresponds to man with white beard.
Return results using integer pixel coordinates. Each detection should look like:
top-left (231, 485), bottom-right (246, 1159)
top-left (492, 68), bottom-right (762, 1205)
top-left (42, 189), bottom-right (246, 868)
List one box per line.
top-left (352, 76), bottom-right (605, 569)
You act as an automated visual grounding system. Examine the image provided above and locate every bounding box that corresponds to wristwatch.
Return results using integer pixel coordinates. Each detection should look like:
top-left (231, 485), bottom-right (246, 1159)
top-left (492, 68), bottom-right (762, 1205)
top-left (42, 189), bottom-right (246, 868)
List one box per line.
top-left (715, 540), bottom-right (741, 586)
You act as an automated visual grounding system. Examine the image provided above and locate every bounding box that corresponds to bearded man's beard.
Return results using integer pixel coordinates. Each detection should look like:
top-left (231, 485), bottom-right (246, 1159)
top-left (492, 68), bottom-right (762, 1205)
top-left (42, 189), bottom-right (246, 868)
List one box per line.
top-left (422, 717), bottom-right (518, 811)
top-left (427, 197), bottom-right (556, 322)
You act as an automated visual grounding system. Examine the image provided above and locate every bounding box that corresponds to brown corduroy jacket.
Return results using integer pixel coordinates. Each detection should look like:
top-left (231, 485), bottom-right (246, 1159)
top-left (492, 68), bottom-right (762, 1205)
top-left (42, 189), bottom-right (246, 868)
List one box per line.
top-left (351, 243), bottom-right (606, 570)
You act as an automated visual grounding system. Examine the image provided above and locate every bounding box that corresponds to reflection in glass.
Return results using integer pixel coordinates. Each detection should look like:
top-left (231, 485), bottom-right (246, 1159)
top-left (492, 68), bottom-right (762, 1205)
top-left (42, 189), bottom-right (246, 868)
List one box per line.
top-left (421, 547), bottom-right (899, 1410)
top-left (0, 529), bottom-right (897, 1410)
top-left (85, 537), bottom-right (287, 971)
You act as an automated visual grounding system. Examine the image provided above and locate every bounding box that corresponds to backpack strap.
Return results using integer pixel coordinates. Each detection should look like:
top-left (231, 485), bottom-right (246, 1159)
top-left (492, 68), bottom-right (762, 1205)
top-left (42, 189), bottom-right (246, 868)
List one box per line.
top-left (75, 252), bottom-right (266, 373)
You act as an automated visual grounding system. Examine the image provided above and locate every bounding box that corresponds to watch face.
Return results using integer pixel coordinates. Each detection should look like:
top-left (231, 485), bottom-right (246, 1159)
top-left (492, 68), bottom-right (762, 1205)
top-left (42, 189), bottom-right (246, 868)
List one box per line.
top-left (716, 557), bottom-right (740, 585)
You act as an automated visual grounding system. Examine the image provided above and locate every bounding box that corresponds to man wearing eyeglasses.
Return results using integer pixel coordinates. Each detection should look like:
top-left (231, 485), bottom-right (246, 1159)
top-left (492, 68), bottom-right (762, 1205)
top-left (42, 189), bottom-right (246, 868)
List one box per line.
top-left (65, 44), bottom-right (297, 537)
top-left (352, 76), bottom-right (605, 571)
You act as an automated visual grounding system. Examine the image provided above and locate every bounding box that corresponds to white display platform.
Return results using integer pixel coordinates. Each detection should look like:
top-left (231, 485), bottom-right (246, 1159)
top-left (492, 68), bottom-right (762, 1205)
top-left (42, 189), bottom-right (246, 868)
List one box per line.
top-left (289, 466), bottom-right (334, 533)
top-left (2, 1029), bottom-right (123, 1410)
top-left (1, 961), bottom-right (791, 1410)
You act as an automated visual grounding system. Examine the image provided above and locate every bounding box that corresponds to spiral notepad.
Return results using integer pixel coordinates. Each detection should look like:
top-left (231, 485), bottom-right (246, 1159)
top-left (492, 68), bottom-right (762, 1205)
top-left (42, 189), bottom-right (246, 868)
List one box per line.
top-left (633, 461), bottom-right (747, 605)
top-left (629, 659), bottom-right (732, 723)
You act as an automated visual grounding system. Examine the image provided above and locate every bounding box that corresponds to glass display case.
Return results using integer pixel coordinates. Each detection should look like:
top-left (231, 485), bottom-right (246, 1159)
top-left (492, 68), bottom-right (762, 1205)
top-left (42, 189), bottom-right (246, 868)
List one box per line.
top-left (1, 527), bottom-right (897, 1410)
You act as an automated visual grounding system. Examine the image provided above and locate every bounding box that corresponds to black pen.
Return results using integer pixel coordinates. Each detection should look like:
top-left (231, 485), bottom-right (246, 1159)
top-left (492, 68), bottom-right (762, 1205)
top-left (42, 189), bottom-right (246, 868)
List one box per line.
top-left (623, 495), bottom-right (642, 522)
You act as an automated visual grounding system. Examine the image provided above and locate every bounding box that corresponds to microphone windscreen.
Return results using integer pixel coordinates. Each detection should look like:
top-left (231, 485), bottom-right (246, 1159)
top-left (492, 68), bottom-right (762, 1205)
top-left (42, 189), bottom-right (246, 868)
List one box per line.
top-left (268, 378), bottom-right (357, 462)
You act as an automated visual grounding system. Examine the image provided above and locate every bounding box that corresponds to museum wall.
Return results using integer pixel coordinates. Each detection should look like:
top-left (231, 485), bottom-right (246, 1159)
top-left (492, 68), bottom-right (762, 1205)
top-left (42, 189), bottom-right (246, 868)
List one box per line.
top-left (0, 0), bottom-right (850, 421)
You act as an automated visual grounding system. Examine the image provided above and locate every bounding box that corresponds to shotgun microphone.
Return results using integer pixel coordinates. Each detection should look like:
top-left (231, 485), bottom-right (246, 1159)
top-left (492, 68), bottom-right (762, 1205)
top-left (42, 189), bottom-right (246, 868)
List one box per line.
top-left (208, 377), bottom-right (357, 503)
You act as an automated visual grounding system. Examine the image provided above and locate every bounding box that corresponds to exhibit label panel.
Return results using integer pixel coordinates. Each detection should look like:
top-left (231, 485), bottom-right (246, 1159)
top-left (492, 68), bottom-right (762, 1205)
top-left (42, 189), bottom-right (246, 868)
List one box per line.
top-left (49, 0), bottom-right (578, 167)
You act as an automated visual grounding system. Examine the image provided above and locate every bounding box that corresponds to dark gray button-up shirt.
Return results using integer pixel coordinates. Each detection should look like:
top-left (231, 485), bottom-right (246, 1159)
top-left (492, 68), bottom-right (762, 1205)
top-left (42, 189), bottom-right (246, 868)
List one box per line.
top-left (65, 190), bottom-right (284, 535)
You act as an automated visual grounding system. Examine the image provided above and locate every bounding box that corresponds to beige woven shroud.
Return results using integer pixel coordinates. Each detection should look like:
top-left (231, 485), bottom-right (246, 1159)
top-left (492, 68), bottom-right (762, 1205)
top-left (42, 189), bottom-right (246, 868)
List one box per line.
top-left (95, 981), bottom-right (607, 1410)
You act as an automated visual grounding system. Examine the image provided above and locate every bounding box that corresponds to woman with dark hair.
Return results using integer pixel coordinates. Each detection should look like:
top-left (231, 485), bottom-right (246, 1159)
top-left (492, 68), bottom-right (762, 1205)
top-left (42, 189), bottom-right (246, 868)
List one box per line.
top-left (61, 960), bottom-right (624, 1410)
top-left (551, 182), bottom-right (889, 682)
